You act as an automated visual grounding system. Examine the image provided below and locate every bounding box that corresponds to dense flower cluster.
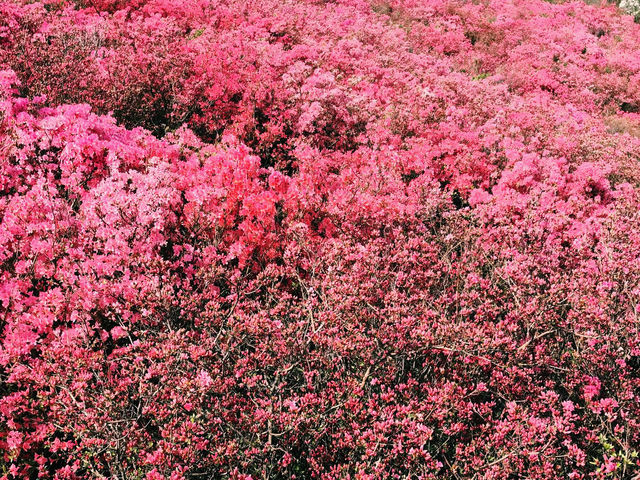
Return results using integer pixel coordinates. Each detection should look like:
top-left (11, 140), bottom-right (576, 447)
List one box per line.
top-left (1, 0), bottom-right (640, 478)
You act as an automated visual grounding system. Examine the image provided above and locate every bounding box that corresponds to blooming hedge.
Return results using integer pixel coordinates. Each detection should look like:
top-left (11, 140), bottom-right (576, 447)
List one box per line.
top-left (1, 0), bottom-right (640, 478)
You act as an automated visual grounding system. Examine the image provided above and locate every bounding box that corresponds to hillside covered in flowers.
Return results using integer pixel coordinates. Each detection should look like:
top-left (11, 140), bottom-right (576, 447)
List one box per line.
top-left (2, 0), bottom-right (640, 478)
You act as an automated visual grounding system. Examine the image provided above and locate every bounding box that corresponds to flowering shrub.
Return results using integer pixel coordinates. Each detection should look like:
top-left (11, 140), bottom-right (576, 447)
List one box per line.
top-left (1, 0), bottom-right (640, 478)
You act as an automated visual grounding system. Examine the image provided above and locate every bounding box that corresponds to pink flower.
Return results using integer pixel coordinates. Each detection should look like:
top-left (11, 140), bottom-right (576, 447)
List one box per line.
top-left (7, 430), bottom-right (22, 451)
top-left (110, 326), bottom-right (128, 341)
top-left (146, 469), bottom-right (165, 480)
top-left (468, 188), bottom-right (491, 207)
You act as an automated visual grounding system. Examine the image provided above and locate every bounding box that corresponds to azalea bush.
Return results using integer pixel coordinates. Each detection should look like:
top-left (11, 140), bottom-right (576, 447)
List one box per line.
top-left (1, 0), bottom-right (640, 478)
